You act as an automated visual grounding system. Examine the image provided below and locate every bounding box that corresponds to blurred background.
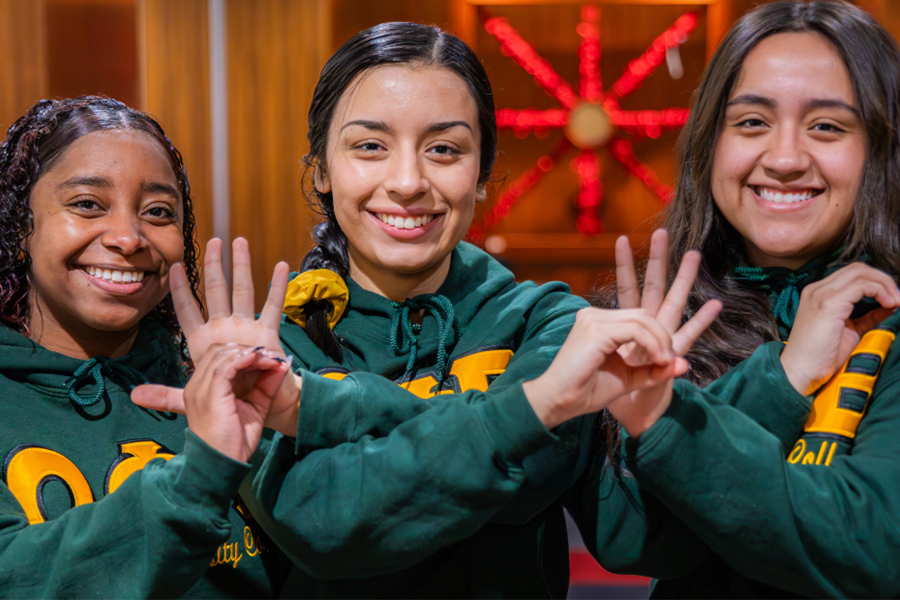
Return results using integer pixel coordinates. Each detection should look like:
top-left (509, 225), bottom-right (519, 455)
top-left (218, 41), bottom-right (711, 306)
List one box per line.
top-left (0, 0), bottom-right (896, 596)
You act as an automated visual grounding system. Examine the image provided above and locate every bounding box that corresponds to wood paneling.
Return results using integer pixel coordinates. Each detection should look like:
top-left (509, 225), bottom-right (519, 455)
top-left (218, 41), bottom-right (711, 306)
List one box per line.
top-left (227, 0), bottom-right (331, 309)
top-left (45, 0), bottom-right (139, 106)
top-left (0, 0), bottom-right (45, 130)
top-left (141, 0), bottom-right (213, 258)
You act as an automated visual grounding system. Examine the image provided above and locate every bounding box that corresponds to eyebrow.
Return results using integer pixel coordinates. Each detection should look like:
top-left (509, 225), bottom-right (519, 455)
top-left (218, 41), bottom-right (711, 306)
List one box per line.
top-left (56, 176), bottom-right (112, 191)
top-left (339, 120), bottom-right (474, 134)
top-left (340, 120), bottom-right (391, 133)
top-left (727, 94), bottom-right (860, 116)
top-left (141, 181), bottom-right (181, 198)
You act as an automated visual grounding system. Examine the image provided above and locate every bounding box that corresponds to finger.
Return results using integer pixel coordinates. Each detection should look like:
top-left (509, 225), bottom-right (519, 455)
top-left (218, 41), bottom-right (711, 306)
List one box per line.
top-left (170, 263), bottom-right (205, 335)
top-left (817, 264), bottom-right (900, 307)
top-left (615, 236), bottom-right (641, 309)
top-left (231, 237), bottom-right (255, 318)
top-left (657, 250), bottom-right (702, 333)
top-left (673, 299), bottom-right (722, 356)
top-left (131, 384), bottom-right (186, 413)
top-left (204, 238), bottom-right (232, 319)
top-left (259, 261), bottom-right (291, 330)
top-left (641, 229), bottom-right (669, 314)
top-left (851, 306), bottom-right (896, 338)
top-left (254, 362), bottom-right (291, 398)
top-left (613, 312), bottom-right (675, 367)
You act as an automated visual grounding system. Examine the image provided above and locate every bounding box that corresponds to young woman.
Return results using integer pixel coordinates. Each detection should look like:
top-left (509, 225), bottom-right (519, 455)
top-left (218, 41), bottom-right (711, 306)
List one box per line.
top-left (578, 1), bottom-right (900, 597)
top-left (132, 22), bottom-right (719, 598)
top-left (0, 96), bottom-right (294, 598)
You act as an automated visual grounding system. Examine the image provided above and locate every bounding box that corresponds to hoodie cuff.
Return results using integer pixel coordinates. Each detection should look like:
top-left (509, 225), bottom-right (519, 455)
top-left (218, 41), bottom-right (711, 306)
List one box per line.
top-left (476, 381), bottom-right (557, 463)
top-left (295, 370), bottom-right (360, 452)
top-left (169, 429), bottom-right (251, 518)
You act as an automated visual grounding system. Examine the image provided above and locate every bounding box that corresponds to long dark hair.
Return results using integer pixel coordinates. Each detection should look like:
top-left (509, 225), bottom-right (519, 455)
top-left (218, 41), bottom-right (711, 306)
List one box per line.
top-left (300, 22), bottom-right (498, 360)
top-left (0, 96), bottom-right (202, 359)
top-left (669, 0), bottom-right (900, 386)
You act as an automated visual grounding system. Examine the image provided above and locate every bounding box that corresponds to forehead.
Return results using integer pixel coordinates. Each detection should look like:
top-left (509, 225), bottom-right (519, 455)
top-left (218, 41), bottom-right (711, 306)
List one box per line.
top-left (332, 64), bottom-right (479, 130)
top-left (731, 31), bottom-right (855, 105)
top-left (42, 129), bottom-right (177, 184)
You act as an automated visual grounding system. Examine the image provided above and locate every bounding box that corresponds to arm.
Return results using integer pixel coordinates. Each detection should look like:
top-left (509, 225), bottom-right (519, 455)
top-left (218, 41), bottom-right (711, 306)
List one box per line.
top-left (0, 432), bottom-right (249, 599)
top-left (626, 366), bottom-right (900, 598)
top-left (571, 340), bottom-right (812, 579)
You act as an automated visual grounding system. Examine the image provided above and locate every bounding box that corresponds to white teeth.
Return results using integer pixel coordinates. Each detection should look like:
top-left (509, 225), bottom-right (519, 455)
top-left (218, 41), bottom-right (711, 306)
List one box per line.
top-left (756, 187), bottom-right (818, 203)
top-left (85, 267), bottom-right (145, 283)
top-left (375, 213), bottom-right (436, 230)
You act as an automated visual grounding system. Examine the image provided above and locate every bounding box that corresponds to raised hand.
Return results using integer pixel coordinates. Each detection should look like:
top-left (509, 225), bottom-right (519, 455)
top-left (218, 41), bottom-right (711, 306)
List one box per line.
top-left (606, 229), bottom-right (722, 436)
top-left (133, 237), bottom-right (304, 437)
top-left (173, 238), bottom-right (289, 361)
top-left (133, 346), bottom-right (291, 463)
top-left (781, 263), bottom-right (900, 396)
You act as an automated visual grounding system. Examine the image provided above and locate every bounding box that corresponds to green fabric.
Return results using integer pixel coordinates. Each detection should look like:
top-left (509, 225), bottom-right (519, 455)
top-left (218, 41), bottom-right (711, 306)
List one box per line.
top-left (241, 242), bottom-right (595, 598)
top-left (0, 321), bottom-right (292, 598)
top-left (623, 262), bottom-right (900, 598)
top-left (730, 250), bottom-right (845, 338)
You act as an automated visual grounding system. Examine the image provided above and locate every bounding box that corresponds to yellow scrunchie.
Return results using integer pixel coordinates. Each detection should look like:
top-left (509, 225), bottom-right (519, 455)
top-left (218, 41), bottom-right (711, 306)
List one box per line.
top-left (282, 269), bottom-right (349, 329)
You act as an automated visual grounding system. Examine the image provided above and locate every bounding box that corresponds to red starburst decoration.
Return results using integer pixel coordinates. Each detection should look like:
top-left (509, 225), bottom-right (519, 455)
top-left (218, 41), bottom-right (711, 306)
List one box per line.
top-left (469, 5), bottom-right (700, 239)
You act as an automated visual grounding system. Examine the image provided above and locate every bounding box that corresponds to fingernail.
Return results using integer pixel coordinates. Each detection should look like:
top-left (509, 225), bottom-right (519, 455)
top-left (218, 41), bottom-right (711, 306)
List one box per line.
top-left (284, 355), bottom-right (295, 366)
top-left (252, 346), bottom-right (265, 352)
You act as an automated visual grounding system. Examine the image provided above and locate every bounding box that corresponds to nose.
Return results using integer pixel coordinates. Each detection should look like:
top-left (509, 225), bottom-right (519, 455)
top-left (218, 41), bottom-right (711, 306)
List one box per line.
top-left (759, 127), bottom-right (812, 179)
top-left (384, 144), bottom-right (429, 200)
top-left (100, 209), bottom-right (146, 255)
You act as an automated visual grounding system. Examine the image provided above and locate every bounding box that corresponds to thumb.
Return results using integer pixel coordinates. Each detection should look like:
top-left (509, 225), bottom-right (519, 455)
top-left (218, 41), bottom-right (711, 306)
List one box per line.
top-left (131, 384), bottom-right (187, 414)
top-left (254, 362), bottom-right (291, 398)
top-left (629, 357), bottom-right (689, 393)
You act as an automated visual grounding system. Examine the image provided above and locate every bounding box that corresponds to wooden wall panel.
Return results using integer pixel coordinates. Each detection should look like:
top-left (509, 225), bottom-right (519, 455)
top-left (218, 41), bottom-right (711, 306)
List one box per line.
top-left (0, 0), bottom-right (45, 130)
top-left (141, 0), bottom-right (213, 260)
top-left (45, 0), bottom-right (139, 107)
top-left (227, 0), bottom-right (331, 308)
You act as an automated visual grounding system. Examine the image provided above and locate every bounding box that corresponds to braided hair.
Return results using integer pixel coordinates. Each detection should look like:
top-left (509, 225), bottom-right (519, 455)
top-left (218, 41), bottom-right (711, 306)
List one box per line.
top-left (301, 22), bottom-right (498, 360)
top-left (0, 96), bottom-right (202, 362)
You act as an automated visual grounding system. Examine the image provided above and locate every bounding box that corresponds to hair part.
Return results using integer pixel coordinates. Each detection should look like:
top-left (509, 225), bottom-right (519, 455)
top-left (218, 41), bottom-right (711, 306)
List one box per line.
top-left (0, 95), bottom-right (202, 362)
top-left (300, 22), bottom-right (498, 360)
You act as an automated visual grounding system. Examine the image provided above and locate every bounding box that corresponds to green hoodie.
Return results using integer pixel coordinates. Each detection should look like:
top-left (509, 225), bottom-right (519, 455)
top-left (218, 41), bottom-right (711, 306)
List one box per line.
top-left (0, 321), bottom-right (291, 598)
top-left (241, 243), bottom-right (823, 598)
top-left (241, 242), bottom-right (594, 597)
top-left (615, 264), bottom-right (900, 598)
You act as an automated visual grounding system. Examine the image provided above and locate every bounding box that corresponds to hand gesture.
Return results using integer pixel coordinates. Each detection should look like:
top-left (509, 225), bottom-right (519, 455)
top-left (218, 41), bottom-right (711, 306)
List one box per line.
top-left (781, 263), bottom-right (900, 396)
top-left (174, 237), bottom-right (288, 361)
top-left (133, 346), bottom-right (290, 463)
top-left (606, 229), bottom-right (722, 436)
top-left (133, 237), bottom-right (303, 437)
top-left (523, 306), bottom-right (693, 430)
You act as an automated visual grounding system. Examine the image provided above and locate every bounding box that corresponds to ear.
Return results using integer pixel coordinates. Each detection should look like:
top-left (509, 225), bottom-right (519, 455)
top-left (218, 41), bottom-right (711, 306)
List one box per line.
top-left (314, 164), bottom-right (332, 194)
top-left (475, 183), bottom-right (488, 204)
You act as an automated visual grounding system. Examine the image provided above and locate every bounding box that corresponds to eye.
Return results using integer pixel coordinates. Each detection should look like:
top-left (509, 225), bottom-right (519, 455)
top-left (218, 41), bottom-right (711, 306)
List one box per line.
top-left (810, 122), bottom-right (846, 134)
top-left (144, 204), bottom-right (177, 221)
top-left (735, 118), bottom-right (768, 129)
top-left (427, 144), bottom-right (460, 160)
top-left (354, 141), bottom-right (385, 153)
top-left (69, 197), bottom-right (103, 213)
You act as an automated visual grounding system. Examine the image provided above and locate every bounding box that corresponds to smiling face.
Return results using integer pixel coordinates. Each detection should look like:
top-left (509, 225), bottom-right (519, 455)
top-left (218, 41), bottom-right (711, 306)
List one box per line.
top-left (25, 129), bottom-right (184, 355)
top-left (319, 64), bottom-right (485, 299)
top-left (711, 31), bottom-right (866, 269)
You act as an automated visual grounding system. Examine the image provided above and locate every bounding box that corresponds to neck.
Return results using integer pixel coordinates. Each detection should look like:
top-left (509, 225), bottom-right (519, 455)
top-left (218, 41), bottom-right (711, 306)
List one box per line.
top-left (349, 250), bottom-right (452, 302)
top-left (26, 309), bottom-right (138, 360)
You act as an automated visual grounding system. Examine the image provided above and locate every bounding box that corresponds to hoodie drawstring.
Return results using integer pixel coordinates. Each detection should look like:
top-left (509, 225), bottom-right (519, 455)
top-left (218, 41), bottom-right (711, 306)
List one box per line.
top-left (65, 356), bottom-right (150, 407)
top-left (389, 295), bottom-right (461, 387)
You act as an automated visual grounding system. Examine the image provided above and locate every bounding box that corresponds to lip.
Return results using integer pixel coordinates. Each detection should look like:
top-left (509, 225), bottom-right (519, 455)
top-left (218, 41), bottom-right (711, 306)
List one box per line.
top-left (748, 184), bottom-right (825, 212)
top-left (77, 267), bottom-right (152, 296)
top-left (368, 211), bottom-right (444, 239)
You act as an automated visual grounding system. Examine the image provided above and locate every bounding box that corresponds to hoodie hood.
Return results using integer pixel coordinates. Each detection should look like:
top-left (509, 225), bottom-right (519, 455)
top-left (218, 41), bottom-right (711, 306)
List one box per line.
top-left (0, 320), bottom-right (185, 392)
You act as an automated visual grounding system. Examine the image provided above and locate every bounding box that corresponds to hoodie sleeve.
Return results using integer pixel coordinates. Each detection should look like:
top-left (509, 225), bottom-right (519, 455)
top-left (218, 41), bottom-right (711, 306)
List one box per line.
top-left (240, 296), bottom-right (587, 580)
top-left (621, 344), bottom-right (900, 598)
top-left (0, 431), bottom-right (250, 599)
top-left (568, 341), bottom-right (813, 580)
